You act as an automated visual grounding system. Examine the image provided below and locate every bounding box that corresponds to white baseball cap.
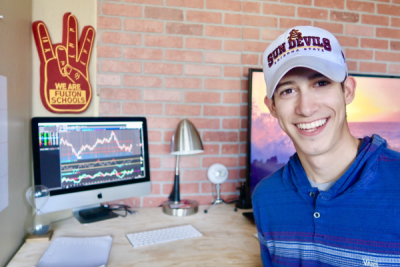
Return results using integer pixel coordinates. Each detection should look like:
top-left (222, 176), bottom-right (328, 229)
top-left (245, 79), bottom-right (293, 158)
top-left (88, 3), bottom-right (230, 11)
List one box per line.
top-left (262, 26), bottom-right (348, 99)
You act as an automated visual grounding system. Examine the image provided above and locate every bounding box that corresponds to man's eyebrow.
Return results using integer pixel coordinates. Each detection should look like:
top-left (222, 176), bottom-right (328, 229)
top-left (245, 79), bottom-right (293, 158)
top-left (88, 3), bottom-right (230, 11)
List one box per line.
top-left (275, 81), bottom-right (294, 92)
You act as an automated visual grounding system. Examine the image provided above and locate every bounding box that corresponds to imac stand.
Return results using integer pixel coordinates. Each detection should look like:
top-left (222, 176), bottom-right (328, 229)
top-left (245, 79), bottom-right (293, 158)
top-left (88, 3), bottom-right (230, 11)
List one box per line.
top-left (73, 204), bottom-right (118, 224)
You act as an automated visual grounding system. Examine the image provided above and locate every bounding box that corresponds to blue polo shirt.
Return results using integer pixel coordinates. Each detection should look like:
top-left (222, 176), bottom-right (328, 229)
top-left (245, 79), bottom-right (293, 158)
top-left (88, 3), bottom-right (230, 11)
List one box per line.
top-left (252, 135), bottom-right (400, 266)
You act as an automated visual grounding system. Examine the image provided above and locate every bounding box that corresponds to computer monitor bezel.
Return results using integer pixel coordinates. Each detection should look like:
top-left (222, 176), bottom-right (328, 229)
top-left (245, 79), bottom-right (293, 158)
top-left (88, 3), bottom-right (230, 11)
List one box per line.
top-left (31, 117), bottom-right (151, 197)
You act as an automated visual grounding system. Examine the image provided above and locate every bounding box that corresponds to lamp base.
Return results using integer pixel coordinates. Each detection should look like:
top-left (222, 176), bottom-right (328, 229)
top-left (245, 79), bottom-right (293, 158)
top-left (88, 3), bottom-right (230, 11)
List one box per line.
top-left (162, 200), bottom-right (198, 217)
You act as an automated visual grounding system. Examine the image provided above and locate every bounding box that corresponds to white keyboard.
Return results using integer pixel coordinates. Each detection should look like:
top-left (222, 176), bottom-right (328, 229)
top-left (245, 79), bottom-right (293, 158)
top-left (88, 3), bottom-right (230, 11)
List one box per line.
top-left (126, 224), bottom-right (202, 248)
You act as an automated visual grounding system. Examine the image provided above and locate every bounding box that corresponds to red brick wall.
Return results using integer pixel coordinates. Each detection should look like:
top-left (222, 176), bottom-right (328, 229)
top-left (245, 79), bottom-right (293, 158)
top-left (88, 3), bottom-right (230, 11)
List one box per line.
top-left (97, 0), bottom-right (400, 207)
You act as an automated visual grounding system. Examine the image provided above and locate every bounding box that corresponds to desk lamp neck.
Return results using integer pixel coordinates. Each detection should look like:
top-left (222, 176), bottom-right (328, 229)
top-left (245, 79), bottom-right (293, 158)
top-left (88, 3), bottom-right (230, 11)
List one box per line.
top-left (175, 155), bottom-right (180, 175)
top-left (169, 155), bottom-right (181, 204)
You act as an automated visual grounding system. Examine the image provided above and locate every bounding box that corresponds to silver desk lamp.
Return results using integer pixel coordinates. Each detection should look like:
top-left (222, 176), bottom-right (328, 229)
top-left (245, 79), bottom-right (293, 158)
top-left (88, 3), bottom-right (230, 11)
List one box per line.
top-left (162, 119), bottom-right (204, 216)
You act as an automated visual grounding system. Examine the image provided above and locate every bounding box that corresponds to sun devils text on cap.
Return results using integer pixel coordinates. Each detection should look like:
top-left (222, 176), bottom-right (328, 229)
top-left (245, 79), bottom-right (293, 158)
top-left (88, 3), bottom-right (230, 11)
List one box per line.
top-left (267, 29), bottom-right (332, 68)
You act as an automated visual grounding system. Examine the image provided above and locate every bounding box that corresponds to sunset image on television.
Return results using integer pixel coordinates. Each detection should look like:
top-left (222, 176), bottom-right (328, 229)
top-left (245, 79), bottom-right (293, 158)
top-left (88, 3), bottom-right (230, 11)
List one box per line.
top-left (250, 70), bottom-right (400, 193)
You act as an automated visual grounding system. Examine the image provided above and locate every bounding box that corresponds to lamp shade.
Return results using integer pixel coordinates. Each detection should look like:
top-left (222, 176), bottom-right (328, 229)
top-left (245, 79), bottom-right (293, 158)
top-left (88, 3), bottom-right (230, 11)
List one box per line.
top-left (170, 119), bottom-right (204, 155)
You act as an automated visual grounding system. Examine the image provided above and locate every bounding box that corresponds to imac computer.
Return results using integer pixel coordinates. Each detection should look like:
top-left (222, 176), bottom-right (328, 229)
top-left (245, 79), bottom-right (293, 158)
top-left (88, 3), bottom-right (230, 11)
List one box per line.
top-left (31, 117), bottom-right (151, 223)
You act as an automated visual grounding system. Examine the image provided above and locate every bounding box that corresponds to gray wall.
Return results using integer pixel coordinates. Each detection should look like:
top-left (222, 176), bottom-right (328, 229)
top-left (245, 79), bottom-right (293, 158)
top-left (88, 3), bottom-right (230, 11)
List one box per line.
top-left (0, 0), bottom-right (33, 265)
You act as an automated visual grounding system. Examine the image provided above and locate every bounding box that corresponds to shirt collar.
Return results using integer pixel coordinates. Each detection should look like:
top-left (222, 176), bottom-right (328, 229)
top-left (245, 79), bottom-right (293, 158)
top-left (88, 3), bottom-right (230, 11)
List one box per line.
top-left (283, 135), bottom-right (386, 199)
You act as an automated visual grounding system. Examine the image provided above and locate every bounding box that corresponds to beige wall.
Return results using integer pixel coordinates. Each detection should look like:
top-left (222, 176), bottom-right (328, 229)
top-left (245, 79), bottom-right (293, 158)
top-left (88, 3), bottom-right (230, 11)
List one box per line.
top-left (32, 0), bottom-right (98, 117)
top-left (0, 0), bottom-right (33, 266)
top-left (0, 0), bottom-right (98, 265)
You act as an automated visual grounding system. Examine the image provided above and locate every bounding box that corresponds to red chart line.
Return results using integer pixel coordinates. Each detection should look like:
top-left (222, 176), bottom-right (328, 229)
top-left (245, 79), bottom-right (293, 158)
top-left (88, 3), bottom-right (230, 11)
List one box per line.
top-left (60, 131), bottom-right (134, 160)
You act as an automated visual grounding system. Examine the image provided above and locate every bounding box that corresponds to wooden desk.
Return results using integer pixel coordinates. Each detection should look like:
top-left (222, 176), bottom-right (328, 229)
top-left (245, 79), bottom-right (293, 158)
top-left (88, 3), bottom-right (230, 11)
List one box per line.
top-left (8, 205), bottom-right (261, 267)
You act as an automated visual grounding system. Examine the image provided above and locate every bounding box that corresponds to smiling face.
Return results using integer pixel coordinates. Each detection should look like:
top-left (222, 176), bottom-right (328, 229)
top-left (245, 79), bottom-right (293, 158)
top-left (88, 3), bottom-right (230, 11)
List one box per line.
top-left (264, 67), bottom-right (356, 158)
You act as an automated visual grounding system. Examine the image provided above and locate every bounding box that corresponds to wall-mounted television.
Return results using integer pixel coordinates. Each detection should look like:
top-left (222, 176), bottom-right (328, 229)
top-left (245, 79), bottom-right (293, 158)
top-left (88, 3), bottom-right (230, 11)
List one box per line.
top-left (247, 68), bottom-right (400, 200)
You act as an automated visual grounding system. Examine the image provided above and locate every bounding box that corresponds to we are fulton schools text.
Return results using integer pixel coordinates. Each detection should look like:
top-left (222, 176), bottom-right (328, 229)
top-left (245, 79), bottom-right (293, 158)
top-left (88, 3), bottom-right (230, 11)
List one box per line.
top-left (50, 82), bottom-right (86, 105)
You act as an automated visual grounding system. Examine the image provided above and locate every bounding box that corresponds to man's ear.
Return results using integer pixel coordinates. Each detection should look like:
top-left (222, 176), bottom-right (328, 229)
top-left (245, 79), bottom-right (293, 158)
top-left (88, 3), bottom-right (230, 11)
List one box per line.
top-left (264, 95), bottom-right (278, 118)
top-left (343, 76), bottom-right (356, 105)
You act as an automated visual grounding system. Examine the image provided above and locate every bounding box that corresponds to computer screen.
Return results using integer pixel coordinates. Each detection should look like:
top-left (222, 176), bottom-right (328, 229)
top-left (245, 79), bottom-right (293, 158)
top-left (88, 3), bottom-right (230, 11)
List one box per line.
top-left (32, 117), bottom-right (151, 216)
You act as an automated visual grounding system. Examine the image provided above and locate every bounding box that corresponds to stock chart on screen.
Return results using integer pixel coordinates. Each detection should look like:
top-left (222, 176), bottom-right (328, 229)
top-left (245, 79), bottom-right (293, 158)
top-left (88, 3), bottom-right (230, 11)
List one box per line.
top-left (38, 121), bottom-right (146, 190)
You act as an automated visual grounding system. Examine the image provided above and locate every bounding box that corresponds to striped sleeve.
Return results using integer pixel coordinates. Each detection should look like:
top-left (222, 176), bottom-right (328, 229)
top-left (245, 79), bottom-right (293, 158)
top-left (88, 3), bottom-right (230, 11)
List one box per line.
top-left (257, 231), bottom-right (273, 266)
top-left (253, 199), bottom-right (273, 267)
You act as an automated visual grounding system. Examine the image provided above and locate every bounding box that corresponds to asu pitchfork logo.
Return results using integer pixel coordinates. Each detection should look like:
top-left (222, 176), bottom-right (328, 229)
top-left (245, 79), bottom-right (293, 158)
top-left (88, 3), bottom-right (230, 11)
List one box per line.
top-left (287, 29), bottom-right (303, 42)
top-left (32, 13), bottom-right (95, 113)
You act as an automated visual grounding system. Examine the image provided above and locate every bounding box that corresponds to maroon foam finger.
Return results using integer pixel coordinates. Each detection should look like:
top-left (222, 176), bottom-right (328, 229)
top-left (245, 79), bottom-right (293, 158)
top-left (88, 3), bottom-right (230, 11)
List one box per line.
top-left (32, 21), bottom-right (55, 62)
top-left (55, 45), bottom-right (68, 75)
top-left (77, 26), bottom-right (95, 69)
top-left (64, 13), bottom-right (78, 63)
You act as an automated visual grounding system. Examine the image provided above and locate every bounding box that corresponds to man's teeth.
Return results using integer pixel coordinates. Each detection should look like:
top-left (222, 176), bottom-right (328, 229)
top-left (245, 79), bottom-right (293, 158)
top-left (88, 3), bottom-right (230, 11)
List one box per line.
top-left (296, 119), bottom-right (326, 130)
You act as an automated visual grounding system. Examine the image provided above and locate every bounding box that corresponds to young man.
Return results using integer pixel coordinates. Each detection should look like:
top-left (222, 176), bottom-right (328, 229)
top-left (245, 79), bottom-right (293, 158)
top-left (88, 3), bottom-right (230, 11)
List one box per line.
top-left (253, 26), bottom-right (400, 266)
